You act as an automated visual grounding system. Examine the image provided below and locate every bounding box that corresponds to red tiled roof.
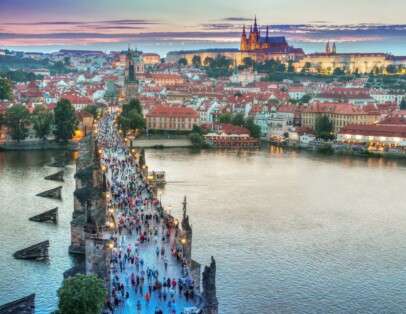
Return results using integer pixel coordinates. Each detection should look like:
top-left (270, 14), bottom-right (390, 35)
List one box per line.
top-left (146, 105), bottom-right (199, 119)
top-left (340, 124), bottom-right (406, 138)
top-left (303, 102), bottom-right (379, 115)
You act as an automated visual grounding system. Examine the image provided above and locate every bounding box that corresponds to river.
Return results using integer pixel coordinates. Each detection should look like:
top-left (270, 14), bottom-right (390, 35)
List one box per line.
top-left (1, 147), bottom-right (406, 313)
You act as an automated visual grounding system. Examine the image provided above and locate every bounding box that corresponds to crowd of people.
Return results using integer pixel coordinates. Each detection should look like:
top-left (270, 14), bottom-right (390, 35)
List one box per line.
top-left (96, 114), bottom-right (197, 314)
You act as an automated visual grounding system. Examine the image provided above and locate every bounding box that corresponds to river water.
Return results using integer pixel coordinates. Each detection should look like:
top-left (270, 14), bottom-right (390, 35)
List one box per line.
top-left (1, 147), bottom-right (406, 313)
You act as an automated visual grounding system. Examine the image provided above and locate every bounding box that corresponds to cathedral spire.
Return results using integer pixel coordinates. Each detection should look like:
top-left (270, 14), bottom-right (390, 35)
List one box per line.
top-left (325, 41), bottom-right (331, 54)
top-left (242, 24), bottom-right (246, 36)
top-left (266, 25), bottom-right (269, 41)
top-left (253, 15), bottom-right (258, 33)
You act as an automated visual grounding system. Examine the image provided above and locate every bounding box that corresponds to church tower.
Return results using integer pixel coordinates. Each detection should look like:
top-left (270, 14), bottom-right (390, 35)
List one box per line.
top-left (240, 25), bottom-right (248, 51)
top-left (332, 42), bottom-right (337, 54)
top-left (325, 41), bottom-right (331, 54)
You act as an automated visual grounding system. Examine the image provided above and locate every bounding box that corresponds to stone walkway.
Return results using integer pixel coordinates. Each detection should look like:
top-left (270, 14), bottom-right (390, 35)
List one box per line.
top-left (97, 115), bottom-right (197, 314)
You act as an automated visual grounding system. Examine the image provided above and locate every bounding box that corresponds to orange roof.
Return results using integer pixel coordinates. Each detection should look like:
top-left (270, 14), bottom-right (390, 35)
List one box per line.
top-left (146, 105), bottom-right (199, 119)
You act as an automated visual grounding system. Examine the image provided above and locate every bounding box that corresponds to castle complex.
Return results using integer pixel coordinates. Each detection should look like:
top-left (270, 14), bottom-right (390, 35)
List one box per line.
top-left (167, 16), bottom-right (406, 74)
top-left (239, 16), bottom-right (302, 57)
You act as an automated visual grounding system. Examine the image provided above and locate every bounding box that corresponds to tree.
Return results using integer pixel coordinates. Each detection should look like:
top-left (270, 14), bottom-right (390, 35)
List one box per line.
top-left (300, 94), bottom-right (312, 104)
top-left (120, 109), bottom-right (145, 135)
top-left (400, 98), bottom-right (406, 110)
top-left (287, 60), bottom-right (295, 73)
top-left (54, 98), bottom-right (78, 142)
top-left (192, 55), bottom-right (202, 68)
top-left (189, 132), bottom-right (205, 148)
top-left (178, 58), bottom-right (187, 67)
top-left (57, 274), bottom-right (106, 314)
top-left (122, 99), bottom-right (143, 117)
top-left (242, 57), bottom-right (254, 68)
top-left (83, 105), bottom-right (98, 118)
top-left (244, 117), bottom-right (261, 138)
top-left (315, 115), bottom-right (334, 140)
top-left (231, 113), bottom-right (245, 127)
top-left (204, 55), bottom-right (233, 78)
top-left (386, 64), bottom-right (398, 74)
top-left (218, 113), bottom-right (232, 124)
top-left (301, 62), bottom-right (311, 73)
top-left (0, 77), bottom-right (12, 100)
top-left (31, 106), bottom-right (53, 140)
top-left (5, 104), bottom-right (30, 142)
top-left (333, 67), bottom-right (345, 76)
top-left (203, 57), bottom-right (214, 67)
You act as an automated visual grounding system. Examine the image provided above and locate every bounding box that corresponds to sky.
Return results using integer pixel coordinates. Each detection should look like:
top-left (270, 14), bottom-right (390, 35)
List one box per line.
top-left (1, 0), bottom-right (406, 54)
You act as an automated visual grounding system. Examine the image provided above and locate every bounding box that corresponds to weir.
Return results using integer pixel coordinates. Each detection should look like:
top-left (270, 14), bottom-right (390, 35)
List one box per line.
top-left (29, 207), bottom-right (58, 224)
top-left (0, 294), bottom-right (35, 314)
top-left (68, 114), bottom-right (218, 314)
top-left (44, 170), bottom-right (64, 182)
top-left (36, 186), bottom-right (62, 200)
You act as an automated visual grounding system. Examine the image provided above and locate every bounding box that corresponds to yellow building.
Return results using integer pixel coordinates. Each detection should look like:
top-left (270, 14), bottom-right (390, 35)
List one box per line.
top-left (302, 103), bottom-right (380, 134)
top-left (295, 42), bottom-right (391, 74)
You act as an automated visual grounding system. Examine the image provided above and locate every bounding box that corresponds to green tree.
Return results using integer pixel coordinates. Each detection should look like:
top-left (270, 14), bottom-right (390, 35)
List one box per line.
top-left (189, 132), bottom-right (205, 148)
top-left (315, 115), bottom-right (334, 140)
top-left (54, 98), bottom-right (77, 142)
top-left (57, 274), bottom-right (106, 314)
top-left (244, 117), bottom-right (261, 138)
top-left (301, 62), bottom-right (311, 73)
top-left (192, 124), bottom-right (204, 135)
top-left (178, 58), bottom-right (187, 67)
top-left (333, 67), bottom-right (345, 76)
top-left (0, 77), bottom-right (12, 100)
top-left (203, 57), bottom-right (214, 67)
top-left (205, 55), bottom-right (233, 78)
top-left (83, 105), bottom-right (98, 117)
top-left (287, 60), bottom-right (295, 73)
top-left (218, 113), bottom-right (232, 124)
top-left (231, 113), bottom-right (245, 127)
top-left (63, 57), bottom-right (71, 66)
top-left (242, 57), bottom-right (254, 68)
top-left (400, 98), bottom-right (406, 110)
top-left (192, 55), bottom-right (202, 68)
top-left (31, 106), bottom-right (53, 140)
top-left (120, 109), bottom-right (145, 135)
top-left (300, 94), bottom-right (312, 104)
top-left (122, 99), bottom-right (143, 117)
top-left (5, 104), bottom-right (30, 142)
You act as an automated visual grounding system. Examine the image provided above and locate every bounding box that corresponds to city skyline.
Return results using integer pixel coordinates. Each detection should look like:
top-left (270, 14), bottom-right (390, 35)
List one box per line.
top-left (1, 0), bottom-right (406, 49)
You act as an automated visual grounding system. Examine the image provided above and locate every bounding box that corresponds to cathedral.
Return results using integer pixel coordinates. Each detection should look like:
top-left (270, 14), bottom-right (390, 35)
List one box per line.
top-left (240, 17), bottom-right (290, 52)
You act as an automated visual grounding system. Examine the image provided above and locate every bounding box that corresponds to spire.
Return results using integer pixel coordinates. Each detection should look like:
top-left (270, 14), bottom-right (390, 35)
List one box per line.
top-left (332, 42), bottom-right (337, 54)
top-left (253, 15), bottom-right (258, 33)
top-left (242, 25), bottom-right (246, 37)
top-left (325, 41), bottom-right (331, 54)
top-left (266, 25), bottom-right (269, 40)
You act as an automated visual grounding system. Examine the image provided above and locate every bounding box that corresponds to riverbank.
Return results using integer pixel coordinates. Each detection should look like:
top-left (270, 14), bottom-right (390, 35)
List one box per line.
top-left (131, 135), bottom-right (193, 148)
top-left (0, 141), bottom-right (78, 151)
top-left (268, 140), bottom-right (406, 160)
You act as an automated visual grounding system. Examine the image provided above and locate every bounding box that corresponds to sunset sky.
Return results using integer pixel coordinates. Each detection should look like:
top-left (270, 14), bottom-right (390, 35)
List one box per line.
top-left (1, 0), bottom-right (406, 52)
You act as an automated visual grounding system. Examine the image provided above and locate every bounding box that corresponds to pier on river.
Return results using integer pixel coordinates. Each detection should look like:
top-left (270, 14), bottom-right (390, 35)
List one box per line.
top-left (68, 113), bottom-right (218, 314)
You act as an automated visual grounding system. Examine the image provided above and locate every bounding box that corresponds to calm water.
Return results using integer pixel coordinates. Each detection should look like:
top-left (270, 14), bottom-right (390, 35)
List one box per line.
top-left (0, 151), bottom-right (75, 313)
top-left (2, 148), bottom-right (406, 313)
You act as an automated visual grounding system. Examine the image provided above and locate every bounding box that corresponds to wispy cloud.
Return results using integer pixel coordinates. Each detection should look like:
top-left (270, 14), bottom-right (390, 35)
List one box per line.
top-left (222, 17), bottom-right (252, 22)
top-left (1, 23), bottom-right (406, 47)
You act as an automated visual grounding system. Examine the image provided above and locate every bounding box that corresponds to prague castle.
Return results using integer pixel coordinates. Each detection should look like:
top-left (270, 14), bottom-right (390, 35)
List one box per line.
top-left (167, 17), bottom-right (304, 65)
top-left (239, 16), bottom-right (301, 56)
top-left (167, 17), bottom-right (406, 74)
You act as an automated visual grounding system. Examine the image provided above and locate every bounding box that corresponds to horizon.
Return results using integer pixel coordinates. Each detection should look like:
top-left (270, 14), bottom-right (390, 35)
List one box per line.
top-left (2, 0), bottom-right (406, 55)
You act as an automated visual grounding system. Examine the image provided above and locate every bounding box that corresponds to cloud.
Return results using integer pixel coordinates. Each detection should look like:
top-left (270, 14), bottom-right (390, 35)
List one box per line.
top-left (100, 19), bottom-right (160, 25)
top-left (1, 23), bottom-right (406, 47)
top-left (200, 23), bottom-right (240, 30)
top-left (222, 17), bottom-right (252, 22)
